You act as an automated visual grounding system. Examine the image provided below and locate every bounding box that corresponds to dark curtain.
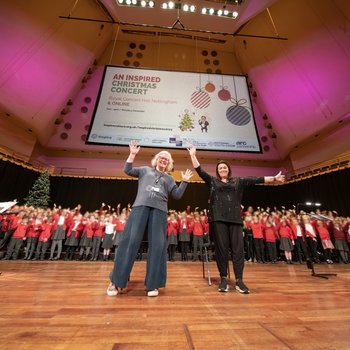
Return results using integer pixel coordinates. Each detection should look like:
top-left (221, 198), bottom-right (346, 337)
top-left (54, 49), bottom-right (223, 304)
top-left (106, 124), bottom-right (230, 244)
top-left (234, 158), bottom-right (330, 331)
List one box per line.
top-left (1, 159), bottom-right (349, 215)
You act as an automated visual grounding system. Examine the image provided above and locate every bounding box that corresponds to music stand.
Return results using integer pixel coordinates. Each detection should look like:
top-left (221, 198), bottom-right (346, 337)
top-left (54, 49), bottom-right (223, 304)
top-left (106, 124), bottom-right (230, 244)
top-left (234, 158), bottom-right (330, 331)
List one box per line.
top-left (306, 259), bottom-right (337, 279)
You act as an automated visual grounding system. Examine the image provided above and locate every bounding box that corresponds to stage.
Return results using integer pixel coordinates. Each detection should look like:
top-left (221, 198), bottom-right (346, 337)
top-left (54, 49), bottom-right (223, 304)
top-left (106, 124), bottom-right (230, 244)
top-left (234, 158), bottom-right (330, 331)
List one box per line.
top-left (0, 260), bottom-right (349, 349)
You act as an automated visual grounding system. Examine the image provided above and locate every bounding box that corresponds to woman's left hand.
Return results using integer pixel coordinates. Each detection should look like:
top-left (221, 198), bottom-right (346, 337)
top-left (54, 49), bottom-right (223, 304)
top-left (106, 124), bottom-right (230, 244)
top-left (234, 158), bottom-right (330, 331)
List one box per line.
top-left (181, 169), bottom-right (193, 182)
top-left (274, 171), bottom-right (286, 183)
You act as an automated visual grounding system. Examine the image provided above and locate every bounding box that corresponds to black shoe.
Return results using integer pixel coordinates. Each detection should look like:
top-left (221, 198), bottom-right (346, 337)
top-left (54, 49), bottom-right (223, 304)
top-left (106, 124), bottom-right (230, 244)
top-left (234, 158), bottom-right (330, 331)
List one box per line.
top-left (218, 276), bottom-right (229, 292)
top-left (235, 279), bottom-right (250, 294)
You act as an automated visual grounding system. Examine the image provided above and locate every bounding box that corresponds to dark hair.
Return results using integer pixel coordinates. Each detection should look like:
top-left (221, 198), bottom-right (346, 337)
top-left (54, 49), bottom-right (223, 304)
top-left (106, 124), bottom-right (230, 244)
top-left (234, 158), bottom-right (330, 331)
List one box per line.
top-left (216, 160), bottom-right (232, 180)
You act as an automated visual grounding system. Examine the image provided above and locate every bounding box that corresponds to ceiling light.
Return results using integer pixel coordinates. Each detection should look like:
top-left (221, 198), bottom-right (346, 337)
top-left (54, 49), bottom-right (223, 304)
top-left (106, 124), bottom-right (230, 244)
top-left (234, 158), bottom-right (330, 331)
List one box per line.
top-left (183, 4), bottom-right (189, 11)
top-left (161, 2), bottom-right (167, 8)
top-left (201, 7), bottom-right (238, 19)
top-left (168, 1), bottom-right (175, 8)
top-left (117, 0), bottom-right (155, 7)
top-left (190, 5), bottom-right (195, 12)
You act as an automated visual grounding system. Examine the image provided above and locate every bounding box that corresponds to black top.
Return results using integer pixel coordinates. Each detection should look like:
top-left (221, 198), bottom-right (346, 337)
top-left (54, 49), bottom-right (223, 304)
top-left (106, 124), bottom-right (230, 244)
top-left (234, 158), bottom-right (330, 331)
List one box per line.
top-left (195, 166), bottom-right (264, 225)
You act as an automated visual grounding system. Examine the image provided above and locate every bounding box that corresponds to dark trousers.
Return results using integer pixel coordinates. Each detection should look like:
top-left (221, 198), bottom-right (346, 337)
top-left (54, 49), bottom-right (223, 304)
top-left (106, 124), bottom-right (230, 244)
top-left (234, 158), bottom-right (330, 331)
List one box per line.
top-left (211, 221), bottom-right (245, 280)
top-left (244, 233), bottom-right (254, 260)
top-left (110, 206), bottom-right (167, 291)
top-left (34, 241), bottom-right (50, 259)
top-left (5, 237), bottom-right (23, 259)
top-left (180, 241), bottom-right (189, 260)
top-left (91, 236), bottom-right (102, 260)
top-left (25, 238), bottom-right (38, 259)
top-left (254, 238), bottom-right (265, 262)
top-left (294, 237), bottom-right (309, 262)
top-left (306, 236), bottom-right (319, 262)
top-left (168, 244), bottom-right (176, 261)
top-left (192, 235), bottom-right (203, 260)
top-left (0, 228), bottom-right (16, 249)
top-left (266, 241), bottom-right (277, 262)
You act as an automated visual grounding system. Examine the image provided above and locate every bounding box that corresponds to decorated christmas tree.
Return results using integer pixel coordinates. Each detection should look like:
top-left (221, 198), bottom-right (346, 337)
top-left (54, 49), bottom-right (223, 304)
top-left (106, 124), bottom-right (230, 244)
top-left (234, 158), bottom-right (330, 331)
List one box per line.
top-left (25, 171), bottom-right (51, 208)
top-left (178, 110), bottom-right (195, 131)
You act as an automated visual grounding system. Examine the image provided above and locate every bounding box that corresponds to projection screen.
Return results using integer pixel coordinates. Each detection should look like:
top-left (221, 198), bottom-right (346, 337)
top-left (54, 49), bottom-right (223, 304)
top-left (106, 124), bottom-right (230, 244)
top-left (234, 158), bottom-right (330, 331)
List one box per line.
top-left (86, 66), bottom-right (261, 153)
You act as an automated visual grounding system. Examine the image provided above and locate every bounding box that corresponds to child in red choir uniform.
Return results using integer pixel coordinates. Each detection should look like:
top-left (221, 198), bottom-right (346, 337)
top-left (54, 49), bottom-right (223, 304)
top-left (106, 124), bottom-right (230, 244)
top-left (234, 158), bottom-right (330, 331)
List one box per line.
top-left (102, 216), bottom-right (116, 261)
top-left (91, 217), bottom-right (105, 261)
top-left (289, 217), bottom-right (309, 264)
top-left (32, 217), bottom-right (54, 260)
top-left (192, 214), bottom-right (205, 261)
top-left (167, 212), bottom-right (179, 261)
top-left (247, 215), bottom-right (265, 263)
top-left (64, 214), bottom-right (85, 261)
top-left (178, 211), bottom-right (192, 261)
top-left (278, 218), bottom-right (294, 264)
top-left (3, 216), bottom-right (29, 260)
top-left (113, 212), bottom-right (127, 253)
top-left (330, 218), bottom-right (349, 263)
top-left (315, 220), bottom-right (334, 264)
top-left (302, 215), bottom-right (320, 263)
top-left (0, 210), bottom-right (23, 249)
top-left (49, 208), bottom-right (69, 260)
top-left (23, 216), bottom-right (42, 260)
top-left (263, 217), bottom-right (278, 263)
top-left (78, 215), bottom-right (97, 260)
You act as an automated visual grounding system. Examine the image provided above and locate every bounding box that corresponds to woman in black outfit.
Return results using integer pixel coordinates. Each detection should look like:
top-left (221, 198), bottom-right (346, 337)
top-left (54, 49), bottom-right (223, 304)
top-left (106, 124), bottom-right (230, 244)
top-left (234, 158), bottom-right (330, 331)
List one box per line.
top-left (188, 146), bottom-right (285, 293)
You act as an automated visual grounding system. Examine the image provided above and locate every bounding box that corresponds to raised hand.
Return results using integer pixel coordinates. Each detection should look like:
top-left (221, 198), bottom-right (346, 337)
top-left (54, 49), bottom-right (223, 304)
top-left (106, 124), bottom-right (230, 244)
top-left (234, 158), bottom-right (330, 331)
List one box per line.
top-left (129, 140), bottom-right (140, 155)
top-left (274, 171), bottom-right (286, 183)
top-left (181, 169), bottom-right (193, 182)
top-left (187, 145), bottom-right (196, 156)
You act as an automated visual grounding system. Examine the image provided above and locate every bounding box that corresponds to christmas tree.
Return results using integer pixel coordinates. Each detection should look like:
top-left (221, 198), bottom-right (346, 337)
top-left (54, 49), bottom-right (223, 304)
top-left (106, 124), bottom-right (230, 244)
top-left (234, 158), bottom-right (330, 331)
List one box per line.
top-left (25, 171), bottom-right (51, 208)
top-left (178, 110), bottom-right (195, 131)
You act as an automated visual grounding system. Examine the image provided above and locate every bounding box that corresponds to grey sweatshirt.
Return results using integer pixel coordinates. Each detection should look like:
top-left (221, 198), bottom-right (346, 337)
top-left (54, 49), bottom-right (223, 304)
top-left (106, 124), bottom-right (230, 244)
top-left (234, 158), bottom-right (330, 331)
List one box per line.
top-left (124, 162), bottom-right (188, 213)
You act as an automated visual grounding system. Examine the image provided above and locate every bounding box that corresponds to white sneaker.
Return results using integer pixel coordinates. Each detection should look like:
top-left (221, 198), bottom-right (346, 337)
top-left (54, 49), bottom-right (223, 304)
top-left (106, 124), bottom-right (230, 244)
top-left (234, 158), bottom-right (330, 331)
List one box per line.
top-left (106, 283), bottom-right (118, 296)
top-left (147, 289), bottom-right (159, 297)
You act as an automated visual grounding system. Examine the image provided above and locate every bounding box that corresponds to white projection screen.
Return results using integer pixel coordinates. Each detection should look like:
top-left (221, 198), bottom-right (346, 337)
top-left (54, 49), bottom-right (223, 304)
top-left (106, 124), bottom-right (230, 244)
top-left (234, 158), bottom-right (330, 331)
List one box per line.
top-left (86, 66), bottom-right (261, 153)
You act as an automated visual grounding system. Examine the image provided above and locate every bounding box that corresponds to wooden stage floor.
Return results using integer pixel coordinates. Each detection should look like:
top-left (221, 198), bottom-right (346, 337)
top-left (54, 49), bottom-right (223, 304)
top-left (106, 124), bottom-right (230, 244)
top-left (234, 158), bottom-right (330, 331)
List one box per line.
top-left (0, 260), bottom-right (349, 350)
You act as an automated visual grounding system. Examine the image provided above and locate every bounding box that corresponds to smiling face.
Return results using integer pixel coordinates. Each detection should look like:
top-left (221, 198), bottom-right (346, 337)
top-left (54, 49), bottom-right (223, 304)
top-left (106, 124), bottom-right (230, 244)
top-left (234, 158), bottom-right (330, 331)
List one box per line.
top-left (156, 152), bottom-right (170, 172)
top-left (216, 161), bottom-right (231, 181)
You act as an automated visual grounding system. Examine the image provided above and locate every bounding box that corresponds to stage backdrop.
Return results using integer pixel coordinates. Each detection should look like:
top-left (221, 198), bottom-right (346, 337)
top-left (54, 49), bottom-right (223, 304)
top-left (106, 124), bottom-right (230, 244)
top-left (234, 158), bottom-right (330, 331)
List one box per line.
top-left (1, 159), bottom-right (350, 215)
top-left (86, 66), bottom-right (261, 153)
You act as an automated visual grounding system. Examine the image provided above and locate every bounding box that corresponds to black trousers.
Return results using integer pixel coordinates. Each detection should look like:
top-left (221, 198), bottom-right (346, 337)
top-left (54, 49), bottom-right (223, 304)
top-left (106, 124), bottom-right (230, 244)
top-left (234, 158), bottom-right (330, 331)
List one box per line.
top-left (211, 221), bottom-right (244, 280)
top-left (306, 236), bottom-right (319, 262)
top-left (294, 237), bottom-right (309, 261)
top-left (266, 242), bottom-right (277, 261)
top-left (254, 238), bottom-right (265, 262)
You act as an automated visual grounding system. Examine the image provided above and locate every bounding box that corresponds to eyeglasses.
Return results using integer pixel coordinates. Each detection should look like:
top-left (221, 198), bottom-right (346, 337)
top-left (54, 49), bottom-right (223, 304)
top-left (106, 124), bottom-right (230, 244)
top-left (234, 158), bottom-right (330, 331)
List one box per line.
top-left (158, 156), bottom-right (169, 162)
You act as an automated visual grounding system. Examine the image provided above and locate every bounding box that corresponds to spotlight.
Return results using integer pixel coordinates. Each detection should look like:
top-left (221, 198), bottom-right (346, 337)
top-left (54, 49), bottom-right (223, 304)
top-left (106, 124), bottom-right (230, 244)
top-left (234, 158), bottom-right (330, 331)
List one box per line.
top-left (149, 1), bottom-right (154, 6)
top-left (168, 1), bottom-right (175, 9)
top-left (183, 4), bottom-right (189, 11)
top-left (162, 2), bottom-right (167, 8)
top-left (232, 11), bottom-right (238, 19)
top-left (126, 0), bottom-right (131, 4)
top-left (209, 8), bottom-right (214, 15)
top-left (118, 0), bottom-right (124, 3)
top-left (190, 5), bottom-right (195, 12)
top-left (217, 9), bottom-right (223, 16)
top-left (132, 0), bottom-right (137, 4)
top-left (224, 9), bottom-right (229, 15)
top-left (141, 0), bottom-right (146, 6)
top-left (201, 8), bottom-right (207, 14)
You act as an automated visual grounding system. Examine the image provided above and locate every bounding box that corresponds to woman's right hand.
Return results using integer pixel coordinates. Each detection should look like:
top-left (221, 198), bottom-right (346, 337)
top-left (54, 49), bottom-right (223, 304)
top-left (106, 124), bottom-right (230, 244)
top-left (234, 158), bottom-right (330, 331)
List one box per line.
top-left (129, 140), bottom-right (140, 155)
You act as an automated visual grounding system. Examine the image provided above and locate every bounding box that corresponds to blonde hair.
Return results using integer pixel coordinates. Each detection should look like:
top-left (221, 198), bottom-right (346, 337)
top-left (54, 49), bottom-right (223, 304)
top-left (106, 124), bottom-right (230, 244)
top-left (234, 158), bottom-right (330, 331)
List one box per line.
top-left (151, 151), bottom-right (174, 172)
